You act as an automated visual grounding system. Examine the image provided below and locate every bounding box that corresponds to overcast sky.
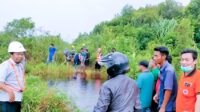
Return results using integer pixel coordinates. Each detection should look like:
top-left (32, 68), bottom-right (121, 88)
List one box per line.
top-left (0, 0), bottom-right (190, 43)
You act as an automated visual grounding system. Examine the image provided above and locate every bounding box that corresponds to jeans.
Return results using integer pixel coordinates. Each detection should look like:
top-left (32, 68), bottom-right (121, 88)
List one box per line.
top-left (0, 102), bottom-right (21, 112)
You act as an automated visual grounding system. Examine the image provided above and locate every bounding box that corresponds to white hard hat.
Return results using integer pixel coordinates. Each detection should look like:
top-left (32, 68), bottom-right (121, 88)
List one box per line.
top-left (8, 41), bottom-right (26, 53)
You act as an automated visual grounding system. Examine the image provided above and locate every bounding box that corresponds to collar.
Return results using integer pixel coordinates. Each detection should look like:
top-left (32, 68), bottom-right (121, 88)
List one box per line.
top-left (9, 58), bottom-right (21, 66)
top-left (160, 61), bottom-right (169, 72)
top-left (184, 68), bottom-right (196, 77)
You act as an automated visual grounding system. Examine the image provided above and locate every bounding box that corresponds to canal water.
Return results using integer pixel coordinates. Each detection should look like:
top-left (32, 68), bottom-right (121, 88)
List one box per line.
top-left (49, 72), bottom-right (105, 112)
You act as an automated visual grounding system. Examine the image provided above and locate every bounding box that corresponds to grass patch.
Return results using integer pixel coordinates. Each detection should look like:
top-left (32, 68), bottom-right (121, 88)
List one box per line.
top-left (26, 63), bottom-right (74, 80)
top-left (22, 75), bottom-right (80, 112)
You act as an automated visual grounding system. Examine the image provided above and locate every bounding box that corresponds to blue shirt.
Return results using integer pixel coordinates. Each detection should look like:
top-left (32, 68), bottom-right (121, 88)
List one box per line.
top-left (74, 53), bottom-right (80, 64)
top-left (136, 71), bottom-right (154, 108)
top-left (159, 61), bottom-right (178, 111)
top-left (49, 47), bottom-right (56, 57)
top-left (81, 51), bottom-right (87, 58)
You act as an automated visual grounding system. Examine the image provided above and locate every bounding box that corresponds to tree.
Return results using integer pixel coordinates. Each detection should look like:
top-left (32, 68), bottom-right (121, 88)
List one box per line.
top-left (4, 17), bottom-right (35, 38)
top-left (193, 17), bottom-right (200, 48)
top-left (158, 0), bottom-right (183, 19)
top-left (136, 26), bottom-right (154, 50)
top-left (132, 6), bottom-right (159, 27)
top-left (174, 19), bottom-right (195, 56)
top-left (121, 4), bottom-right (134, 17)
top-left (185, 0), bottom-right (200, 18)
top-left (152, 19), bottom-right (177, 40)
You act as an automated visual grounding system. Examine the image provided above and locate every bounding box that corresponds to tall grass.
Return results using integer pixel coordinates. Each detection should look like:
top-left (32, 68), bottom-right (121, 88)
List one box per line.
top-left (22, 75), bottom-right (80, 112)
top-left (26, 63), bottom-right (74, 80)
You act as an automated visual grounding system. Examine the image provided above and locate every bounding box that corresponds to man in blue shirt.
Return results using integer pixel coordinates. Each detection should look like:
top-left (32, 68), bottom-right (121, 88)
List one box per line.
top-left (47, 43), bottom-right (56, 63)
top-left (137, 60), bottom-right (154, 112)
top-left (153, 46), bottom-right (178, 112)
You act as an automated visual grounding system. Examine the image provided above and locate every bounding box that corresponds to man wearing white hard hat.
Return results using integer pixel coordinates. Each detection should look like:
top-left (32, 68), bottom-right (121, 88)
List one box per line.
top-left (0, 41), bottom-right (26, 112)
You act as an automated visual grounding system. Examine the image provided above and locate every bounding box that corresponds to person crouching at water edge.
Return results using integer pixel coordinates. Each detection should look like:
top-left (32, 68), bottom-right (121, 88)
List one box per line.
top-left (0, 41), bottom-right (26, 112)
top-left (93, 52), bottom-right (142, 112)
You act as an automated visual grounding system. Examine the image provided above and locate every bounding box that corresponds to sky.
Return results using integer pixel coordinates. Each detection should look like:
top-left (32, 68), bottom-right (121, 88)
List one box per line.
top-left (0, 0), bottom-right (190, 43)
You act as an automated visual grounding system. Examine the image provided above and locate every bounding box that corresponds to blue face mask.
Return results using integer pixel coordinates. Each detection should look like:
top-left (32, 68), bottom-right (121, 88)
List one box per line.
top-left (180, 66), bottom-right (194, 73)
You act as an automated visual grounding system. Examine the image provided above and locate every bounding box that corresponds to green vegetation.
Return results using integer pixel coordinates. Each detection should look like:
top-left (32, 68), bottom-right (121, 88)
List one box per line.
top-left (0, 18), bottom-right (79, 111)
top-left (1, 0), bottom-right (200, 111)
top-left (73, 0), bottom-right (200, 78)
top-left (22, 75), bottom-right (79, 112)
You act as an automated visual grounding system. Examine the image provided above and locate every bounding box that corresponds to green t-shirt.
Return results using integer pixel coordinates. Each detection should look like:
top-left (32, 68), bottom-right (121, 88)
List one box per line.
top-left (151, 67), bottom-right (160, 81)
top-left (136, 71), bottom-right (154, 108)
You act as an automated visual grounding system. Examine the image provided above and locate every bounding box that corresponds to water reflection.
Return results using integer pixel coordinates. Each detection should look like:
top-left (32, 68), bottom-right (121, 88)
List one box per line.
top-left (48, 71), bottom-right (105, 112)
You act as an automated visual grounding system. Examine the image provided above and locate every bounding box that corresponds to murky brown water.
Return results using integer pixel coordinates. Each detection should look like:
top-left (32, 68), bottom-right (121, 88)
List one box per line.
top-left (48, 72), bottom-right (105, 112)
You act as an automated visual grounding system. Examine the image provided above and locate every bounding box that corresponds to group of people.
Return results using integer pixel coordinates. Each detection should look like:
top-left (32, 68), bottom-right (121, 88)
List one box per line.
top-left (64, 45), bottom-right (90, 70)
top-left (0, 41), bottom-right (200, 112)
top-left (46, 43), bottom-right (119, 73)
top-left (47, 43), bottom-right (91, 69)
top-left (94, 46), bottom-right (200, 112)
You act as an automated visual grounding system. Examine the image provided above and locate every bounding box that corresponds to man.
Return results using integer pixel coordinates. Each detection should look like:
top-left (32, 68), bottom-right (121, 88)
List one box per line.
top-left (63, 48), bottom-right (71, 62)
top-left (153, 46), bottom-right (178, 112)
top-left (0, 41), bottom-right (26, 112)
top-left (47, 43), bottom-right (56, 63)
top-left (80, 48), bottom-right (87, 71)
top-left (137, 60), bottom-right (154, 112)
top-left (93, 52), bottom-right (141, 112)
top-left (85, 49), bottom-right (90, 66)
top-left (95, 48), bottom-right (102, 70)
top-left (71, 45), bottom-right (76, 57)
top-left (176, 49), bottom-right (200, 112)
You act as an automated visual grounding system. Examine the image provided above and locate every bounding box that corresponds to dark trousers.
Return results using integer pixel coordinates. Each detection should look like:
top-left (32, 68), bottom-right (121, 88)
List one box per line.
top-left (95, 62), bottom-right (101, 69)
top-left (0, 102), bottom-right (21, 112)
top-left (151, 89), bottom-right (158, 112)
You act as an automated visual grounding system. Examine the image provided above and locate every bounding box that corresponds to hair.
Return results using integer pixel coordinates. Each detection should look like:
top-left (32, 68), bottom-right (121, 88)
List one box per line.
top-left (139, 60), bottom-right (149, 68)
top-left (154, 46), bottom-right (169, 56)
top-left (50, 43), bottom-right (54, 46)
top-left (112, 48), bottom-right (116, 51)
top-left (181, 48), bottom-right (198, 60)
top-left (10, 52), bottom-right (14, 55)
top-left (154, 46), bottom-right (172, 63)
top-left (167, 55), bottom-right (172, 64)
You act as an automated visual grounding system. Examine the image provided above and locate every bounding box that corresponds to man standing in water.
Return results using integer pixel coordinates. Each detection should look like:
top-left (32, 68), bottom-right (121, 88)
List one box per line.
top-left (153, 46), bottom-right (178, 112)
top-left (0, 41), bottom-right (26, 112)
top-left (93, 52), bottom-right (141, 112)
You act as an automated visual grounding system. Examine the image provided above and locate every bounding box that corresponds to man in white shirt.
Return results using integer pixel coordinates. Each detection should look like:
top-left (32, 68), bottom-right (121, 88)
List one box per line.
top-left (0, 41), bottom-right (26, 112)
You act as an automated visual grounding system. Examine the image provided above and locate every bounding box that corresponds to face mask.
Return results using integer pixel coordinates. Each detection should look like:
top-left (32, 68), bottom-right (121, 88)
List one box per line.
top-left (180, 66), bottom-right (194, 73)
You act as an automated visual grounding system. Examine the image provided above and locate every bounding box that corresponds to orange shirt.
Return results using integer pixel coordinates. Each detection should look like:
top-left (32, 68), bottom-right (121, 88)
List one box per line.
top-left (176, 70), bottom-right (200, 112)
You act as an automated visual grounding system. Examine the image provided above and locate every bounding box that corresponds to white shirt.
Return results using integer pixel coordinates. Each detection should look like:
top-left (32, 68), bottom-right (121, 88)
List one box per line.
top-left (0, 59), bottom-right (25, 102)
